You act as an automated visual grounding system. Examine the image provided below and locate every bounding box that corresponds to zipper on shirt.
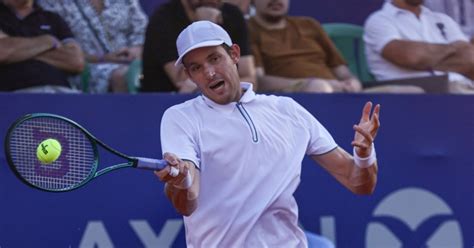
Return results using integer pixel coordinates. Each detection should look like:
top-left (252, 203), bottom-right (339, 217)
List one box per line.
top-left (236, 102), bottom-right (259, 143)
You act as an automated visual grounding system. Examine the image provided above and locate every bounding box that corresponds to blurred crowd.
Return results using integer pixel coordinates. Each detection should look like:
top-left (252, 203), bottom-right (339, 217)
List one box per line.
top-left (1, 0), bottom-right (473, 94)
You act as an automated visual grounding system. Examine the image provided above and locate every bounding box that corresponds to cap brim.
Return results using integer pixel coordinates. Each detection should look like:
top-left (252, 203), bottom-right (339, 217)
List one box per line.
top-left (175, 40), bottom-right (226, 66)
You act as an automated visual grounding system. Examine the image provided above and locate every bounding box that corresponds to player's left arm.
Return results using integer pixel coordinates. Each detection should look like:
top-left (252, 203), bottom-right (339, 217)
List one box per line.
top-left (311, 102), bottom-right (380, 194)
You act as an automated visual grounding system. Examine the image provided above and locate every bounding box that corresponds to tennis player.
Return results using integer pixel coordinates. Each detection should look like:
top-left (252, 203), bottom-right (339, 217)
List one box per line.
top-left (155, 20), bottom-right (380, 247)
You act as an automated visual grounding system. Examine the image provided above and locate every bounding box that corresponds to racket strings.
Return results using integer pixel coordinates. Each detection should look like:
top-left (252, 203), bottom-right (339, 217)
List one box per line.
top-left (8, 117), bottom-right (95, 191)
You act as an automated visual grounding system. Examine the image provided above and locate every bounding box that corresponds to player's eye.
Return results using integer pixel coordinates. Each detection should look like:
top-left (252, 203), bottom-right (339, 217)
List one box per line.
top-left (209, 54), bottom-right (221, 64)
top-left (189, 64), bottom-right (202, 73)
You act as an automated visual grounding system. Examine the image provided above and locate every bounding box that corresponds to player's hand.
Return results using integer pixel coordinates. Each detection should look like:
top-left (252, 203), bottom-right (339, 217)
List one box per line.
top-left (352, 102), bottom-right (380, 157)
top-left (154, 152), bottom-right (190, 189)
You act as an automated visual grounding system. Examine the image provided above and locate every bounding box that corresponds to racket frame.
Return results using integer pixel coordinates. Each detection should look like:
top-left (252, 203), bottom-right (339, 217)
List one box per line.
top-left (4, 113), bottom-right (144, 192)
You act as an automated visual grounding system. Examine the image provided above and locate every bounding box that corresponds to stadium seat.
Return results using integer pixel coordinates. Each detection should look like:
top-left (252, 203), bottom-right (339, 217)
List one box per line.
top-left (305, 230), bottom-right (335, 248)
top-left (322, 23), bottom-right (374, 83)
top-left (80, 62), bottom-right (91, 93)
top-left (80, 59), bottom-right (142, 93)
top-left (125, 59), bottom-right (142, 93)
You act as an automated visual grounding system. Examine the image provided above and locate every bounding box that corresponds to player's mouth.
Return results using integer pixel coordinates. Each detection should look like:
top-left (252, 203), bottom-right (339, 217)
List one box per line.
top-left (209, 80), bottom-right (225, 91)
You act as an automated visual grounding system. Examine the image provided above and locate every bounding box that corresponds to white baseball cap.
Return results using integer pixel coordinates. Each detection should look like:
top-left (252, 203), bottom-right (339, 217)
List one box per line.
top-left (175, 20), bottom-right (233, 66)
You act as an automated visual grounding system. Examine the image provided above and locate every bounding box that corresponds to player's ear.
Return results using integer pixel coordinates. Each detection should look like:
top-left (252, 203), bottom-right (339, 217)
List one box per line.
top-left (229, 44), bottom-right (241, 64)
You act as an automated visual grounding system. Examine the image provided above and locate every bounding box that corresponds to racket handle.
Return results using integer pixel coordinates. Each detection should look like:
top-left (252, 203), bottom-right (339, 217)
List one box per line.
top-left (134, 157), bottom-right (168, 170)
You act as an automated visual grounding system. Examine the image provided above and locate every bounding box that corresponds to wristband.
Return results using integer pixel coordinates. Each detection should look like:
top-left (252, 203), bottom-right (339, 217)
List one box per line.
top-left (173, 170), bottom-right (193, 190)
top-left (169, 166), bottom-right (179, 177)
top-left (353, 143), bottom-right (376, 168)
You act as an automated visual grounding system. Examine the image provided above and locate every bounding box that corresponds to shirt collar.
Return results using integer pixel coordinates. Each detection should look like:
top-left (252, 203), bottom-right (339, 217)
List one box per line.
top-left (200, 82), bottom-right (256, 113)
top-left (383, 1), bottom-right (431, 17)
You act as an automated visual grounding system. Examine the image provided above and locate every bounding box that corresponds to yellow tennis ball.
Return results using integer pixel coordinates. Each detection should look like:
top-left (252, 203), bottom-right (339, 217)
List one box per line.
top-left (36, 138), bottom-right (62, 164)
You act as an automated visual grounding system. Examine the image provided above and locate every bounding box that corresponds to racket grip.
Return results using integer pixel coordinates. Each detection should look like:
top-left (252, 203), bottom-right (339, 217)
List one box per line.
top-left (135, 157), bottom-right (168, 170)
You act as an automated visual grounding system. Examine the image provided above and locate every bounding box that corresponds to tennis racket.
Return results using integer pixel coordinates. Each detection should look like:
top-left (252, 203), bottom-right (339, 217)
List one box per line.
top-left (4, 113), bottom-right (175, 192)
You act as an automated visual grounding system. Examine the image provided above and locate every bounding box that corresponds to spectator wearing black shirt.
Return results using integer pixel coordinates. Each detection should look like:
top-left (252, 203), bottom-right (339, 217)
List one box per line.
top-left (0, 0), bottom-right (84, 92)
top-left (141, 0), bottom-right (256, 93)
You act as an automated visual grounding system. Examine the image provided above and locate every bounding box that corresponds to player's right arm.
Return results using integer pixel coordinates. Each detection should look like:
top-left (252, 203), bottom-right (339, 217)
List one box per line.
top-left (154, 152), bottom-right (200, 216)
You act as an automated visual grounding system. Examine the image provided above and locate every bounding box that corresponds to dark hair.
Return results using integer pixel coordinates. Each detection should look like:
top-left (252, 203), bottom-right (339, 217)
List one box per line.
top-left (221, 43), bottom-right (232, 55)
top-left (221, 43), bottom-right (239, 68)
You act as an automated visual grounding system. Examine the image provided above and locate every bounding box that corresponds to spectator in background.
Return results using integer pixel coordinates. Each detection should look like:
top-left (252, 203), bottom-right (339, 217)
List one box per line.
top-left (38, 0), bottom-right (148, 93)
top-left (424, 0), bottom-right (474, 43)
top-left (141, 0), bottom-right (256, 93)
top-left (222, 0), bottom-right (253, 17)
top-left (248, 0), bottom-right (421, 93)
top-left (0, 0), bottom-right (84, 93)
top-left (364, 0), bottom-right (474, 94)
top-left (248, 0), bottom-right (352, 93)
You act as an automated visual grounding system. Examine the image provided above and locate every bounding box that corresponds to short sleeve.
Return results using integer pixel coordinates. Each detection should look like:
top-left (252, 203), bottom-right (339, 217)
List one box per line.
top-left (160, 107), bottom-right (201, 168)
top-left (289, 98), bottom-right (338, 155)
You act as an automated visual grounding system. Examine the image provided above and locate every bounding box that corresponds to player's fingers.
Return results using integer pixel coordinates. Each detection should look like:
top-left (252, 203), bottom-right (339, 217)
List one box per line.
top-left (163, 152), bottom-right (179, 166)
top-left (360, 101), bottom-right (372, 122)
top-left (374, 104), bottom-right (381, 116)
top-left (155, 166), bottom-right (180, 182)
top-left (168, 159), bottom-right (190, 179)
top-left (154, 170), bottom-right (170, 181)
top-left (351, 141), bottom-right (369, 150)
top-left (370, 104), bottom-right (381, 122)
top-left (371, 111), bottom-right (380, 136)
top-left (353, 124), bottom-right (374, 144)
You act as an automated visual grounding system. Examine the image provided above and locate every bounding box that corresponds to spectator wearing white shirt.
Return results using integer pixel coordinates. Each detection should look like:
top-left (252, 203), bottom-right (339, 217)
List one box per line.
top-left (364, 0), bottom-right (474, 93)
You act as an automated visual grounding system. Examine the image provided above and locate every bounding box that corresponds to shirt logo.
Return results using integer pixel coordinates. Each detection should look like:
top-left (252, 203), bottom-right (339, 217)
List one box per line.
top-left (365, 187), bottom-right (463, 247)
top-left (40, 25), bottom-right (51, 30)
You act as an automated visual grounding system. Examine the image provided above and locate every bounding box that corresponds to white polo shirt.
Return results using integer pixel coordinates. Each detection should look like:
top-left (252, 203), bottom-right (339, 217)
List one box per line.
top-left (424, 0), bottom-right (474, 37)
top-left (160, 83), bottom-right (337, 248)
top-left (364, 2), bottom-right (470, 82)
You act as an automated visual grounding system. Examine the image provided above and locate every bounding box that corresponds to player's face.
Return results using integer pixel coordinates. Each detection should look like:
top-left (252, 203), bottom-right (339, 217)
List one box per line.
top-left (183, 45), bottom-right (243, 105)
top-left (254, 0), bottom-right (289, 21)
